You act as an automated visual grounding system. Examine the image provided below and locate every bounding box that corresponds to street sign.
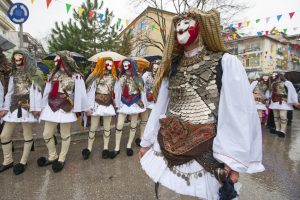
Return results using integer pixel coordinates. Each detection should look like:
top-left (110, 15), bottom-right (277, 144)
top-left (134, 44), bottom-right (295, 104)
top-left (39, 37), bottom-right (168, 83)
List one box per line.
top-left (7, 3), bottom-right (29, 25)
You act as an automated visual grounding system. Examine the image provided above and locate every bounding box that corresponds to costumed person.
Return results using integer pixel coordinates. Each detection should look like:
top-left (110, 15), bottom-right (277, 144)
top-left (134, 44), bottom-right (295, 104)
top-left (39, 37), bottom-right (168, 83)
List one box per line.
top-left (37, 51), bottom-right (89, 172)
top-left (135, 60), bottom-right (161, 147)
top-left (0, 49), bottom-right (44, 175)
top-left (0, 51), bottom-right (12, 133)
top-left (269, 72), bottom-right (299, 138)
top-left (250, 75), bottom-right (270, 123)
top-left (110, 58), bottom-right (145, 158)
top-left (138, 9), bottom-right (265, 200)
top-left (82, 57), bottom-right (117, 159)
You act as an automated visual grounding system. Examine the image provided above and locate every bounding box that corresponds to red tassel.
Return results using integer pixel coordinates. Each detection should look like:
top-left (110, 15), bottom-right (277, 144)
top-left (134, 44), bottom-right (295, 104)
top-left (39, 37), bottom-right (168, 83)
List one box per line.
top-left (50, 81), bottom-right (59, 97)
top-left (122, 84), bottom-right (129, 98)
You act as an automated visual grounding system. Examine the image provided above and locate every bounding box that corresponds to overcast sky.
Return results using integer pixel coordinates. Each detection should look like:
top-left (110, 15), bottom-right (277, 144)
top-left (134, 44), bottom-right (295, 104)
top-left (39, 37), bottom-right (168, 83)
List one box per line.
top-left (11, 0), bottom-right (300, 48)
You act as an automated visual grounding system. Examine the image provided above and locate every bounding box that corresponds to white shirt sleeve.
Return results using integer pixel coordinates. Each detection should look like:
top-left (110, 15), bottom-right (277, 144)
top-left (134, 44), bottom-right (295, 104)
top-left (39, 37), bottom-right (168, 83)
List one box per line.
top-left (213, 53), bottom-right (265, 174)
top-left (73, 74), bottom-right (89, 112)
top-left (285, 80), bottom-right (298, 104)
top-left (250, 80), bottom-right (258, 92)
top-left (114, 80), bottom-right (121, 108)
top-left (86, 81), bottom-right (96, 110)
top-left (140, 79), bottom-right (170, 147)
top-left (3, 77), bottom-right (14, 111)
top-left (0, 82), bottom-right (4, 110)
top-left (29, 82), bottom-right (43, 112)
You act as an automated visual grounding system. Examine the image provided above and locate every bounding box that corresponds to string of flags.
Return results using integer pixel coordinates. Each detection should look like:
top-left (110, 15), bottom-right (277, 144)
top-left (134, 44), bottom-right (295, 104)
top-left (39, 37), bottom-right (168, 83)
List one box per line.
top-left (29, 0), bottom-right (131, 27)
top-left (227, 10), bottom-right (298, 30)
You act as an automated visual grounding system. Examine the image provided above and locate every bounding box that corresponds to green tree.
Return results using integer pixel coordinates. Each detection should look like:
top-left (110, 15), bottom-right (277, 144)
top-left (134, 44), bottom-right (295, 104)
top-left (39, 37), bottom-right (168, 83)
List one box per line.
top-left (48, 0), bottom-right (121, 59)
top-left (116, 29), bottom-right (133, 56)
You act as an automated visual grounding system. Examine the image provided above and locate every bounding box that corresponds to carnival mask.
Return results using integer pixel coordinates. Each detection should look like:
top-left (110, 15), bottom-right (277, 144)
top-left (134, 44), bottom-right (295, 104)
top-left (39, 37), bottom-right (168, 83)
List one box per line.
top-left (14, 53), bottom-right (24, 66)
top-left (54, 55), bottom-right (62, 67)
top-left (153, 63), bottom-right (160, 73)
top-left (105, 60), bottom-right (113, 71)
top-left (123, 60), bottom-right (131, 71)
top-left (272, 72), bottom-right (278, 79)
top-left (176, 18), bottom-right (199, 46)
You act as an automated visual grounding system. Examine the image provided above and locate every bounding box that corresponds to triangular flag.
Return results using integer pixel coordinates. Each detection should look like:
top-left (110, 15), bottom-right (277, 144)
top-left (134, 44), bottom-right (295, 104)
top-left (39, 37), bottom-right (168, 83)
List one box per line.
top-left (238, 22), bottom-right (242, 29)
top-left (283, 28), bottom-right (287, 34)
top-left (293, 27), bottom-right (298, 31)
top-left (229, 24), bottom-right (233, 29)
top-left (117, 18), bottom-right (122, 27)
top-left (274, 30), bottom-right (279, 35)
top-left (132, 20), bottom-right (136, 28)
top-left (226, 33), bottom-right (229, 39)
top-left (66, 3), bottom-right (71, 14)
top-left (99, 13), bottom-right (104, 22)
top-left (151, 24), bottom-right (156, 30)
top-left (31, 0), bottom-right (35, 4)
top-left (266, 17), bottom-right (270, 23)
top-left (89, 10), bottom-right (95, 20)
top-left (289, 12), bottom-right (295, 19)
top-left (265, 31), bottom-right (269, 36)
top-left (78, 7), bottom-right (85, 17)
top-left (277, 15), bottom-right (282, 22)
top-left (257, 31), bottom-right (262, 36)
top-left (46, 0), bottom-right (52, 8)
top-left (256, 19), bottom-right (260, 23)
top-left (246, 21), bottom-right (250, 27)
top-left (233, 33), bottom-right (237, 39)
top-left (125, 20), bottom-right (129, 26)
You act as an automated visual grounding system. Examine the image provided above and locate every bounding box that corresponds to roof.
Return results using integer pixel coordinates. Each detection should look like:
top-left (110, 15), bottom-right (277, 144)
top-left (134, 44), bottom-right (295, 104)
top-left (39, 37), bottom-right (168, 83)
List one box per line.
top-left (119, 6), bottom-right (176, 36)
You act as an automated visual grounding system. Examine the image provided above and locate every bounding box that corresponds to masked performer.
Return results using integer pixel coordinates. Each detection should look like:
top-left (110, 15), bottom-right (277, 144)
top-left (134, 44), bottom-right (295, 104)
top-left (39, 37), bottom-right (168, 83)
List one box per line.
top-left (269, 72), bottom-right (299, 138)
top-left (110, 58), bottom-right (145, 158)
top-left (138, 9), bottom-right (265, 199)
top-left (38, 51), bottom-right (89, 172)
top-left (0, 49), bottom-right (44, 175)
top-left (250, 75), bottom-right (270, 123)
top-left (135, 60), bottom-right (161, 147)
top-left (82, 57), bottom-right (117, 159)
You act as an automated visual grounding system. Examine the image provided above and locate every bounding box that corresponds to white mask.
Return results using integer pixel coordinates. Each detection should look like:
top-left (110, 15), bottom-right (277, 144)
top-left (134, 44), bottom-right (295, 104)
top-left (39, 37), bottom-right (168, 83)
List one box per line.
top-left (54, 55), bottom-right (61, 66)
top-left (176, 18), bottom-right (196, 45)
top-left (123, 61), bottom-right (130, 71)
top-left (153, 63), bottom-right (160, 73)
top-left (14, 53), bottom-right (24, 66)
top-left (105, 60), bottom-right (113, 71)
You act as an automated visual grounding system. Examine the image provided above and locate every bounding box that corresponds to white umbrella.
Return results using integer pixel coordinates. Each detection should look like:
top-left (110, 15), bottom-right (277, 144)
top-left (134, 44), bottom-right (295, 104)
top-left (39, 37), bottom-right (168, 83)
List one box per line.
top-left (88, 51), bottom-right (126, 62)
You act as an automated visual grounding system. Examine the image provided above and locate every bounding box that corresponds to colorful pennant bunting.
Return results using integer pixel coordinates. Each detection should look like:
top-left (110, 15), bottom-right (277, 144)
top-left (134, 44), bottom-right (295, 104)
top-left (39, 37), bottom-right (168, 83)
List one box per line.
top-left (257, 31), bottom-right (262, 36)
top-left (78, 7), bottom-right (85, 17)
top-left (117, 18), bottom-right (122, 27)
top-left (256, 19), bottom-right (260, 23)
top-left (289, 12), bottom-right (295, 19)
top-left (283, 28), bottom-right (287, 34)
top-left (238, 22), bottom-right (242, 29)
top-left (46, 0), bottom-right (52, 8)
top-left (31, 0), bottom-right (35, 4)
top-left (125, 20), bottom-right (129, 27)
top-left (277, 15), bottom-right (282, 22)
top-left (89, 10), bottom-right (95, 20)
top-left (246, 21), bottom-right (250, 27)
top-left (265, 31), bottom-right (269, 36)
top-left (233, 33), bottom-right (237, 39)
top-left (66, 3), bottom-right (71, 14)
top-left (99, 13), bottom-right (104, 22)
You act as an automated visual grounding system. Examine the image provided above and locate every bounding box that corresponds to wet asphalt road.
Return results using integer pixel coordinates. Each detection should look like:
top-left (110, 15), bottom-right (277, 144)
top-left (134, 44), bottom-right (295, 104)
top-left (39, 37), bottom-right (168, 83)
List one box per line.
top-left (0, 111), bottom-right (299, 200)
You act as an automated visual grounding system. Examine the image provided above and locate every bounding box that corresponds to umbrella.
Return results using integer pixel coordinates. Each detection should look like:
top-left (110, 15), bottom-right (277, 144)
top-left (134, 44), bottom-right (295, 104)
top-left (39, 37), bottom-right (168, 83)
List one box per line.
top-left (37, 61), bottom-right (49, 75)
top-left (143, 55), bottom-right (162, 62)
top-left (88, 51), bottom-right (126, 62)
top-left (0, 35), bottom-right (16, 51)
top-left (132, 57), bottom-right (150, 73)
top-left (44, 52), bottom-right (86, 61)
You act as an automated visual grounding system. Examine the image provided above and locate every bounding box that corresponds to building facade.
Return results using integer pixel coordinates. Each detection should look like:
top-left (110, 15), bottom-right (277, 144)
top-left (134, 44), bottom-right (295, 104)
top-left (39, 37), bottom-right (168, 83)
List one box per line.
top-left (119, 7), bottom-right (175, 57)
top-left (225, 33), bottom-right (300, 73)
top-left (0, 0), bottom-right (15, 33)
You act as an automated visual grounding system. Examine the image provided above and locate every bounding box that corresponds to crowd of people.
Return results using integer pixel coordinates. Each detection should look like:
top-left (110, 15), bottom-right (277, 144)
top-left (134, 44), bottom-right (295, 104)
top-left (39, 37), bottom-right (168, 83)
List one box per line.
top-left (0, 7), bottom-right (299, 200)
top-left (249, 72), bottom-right (299, 138)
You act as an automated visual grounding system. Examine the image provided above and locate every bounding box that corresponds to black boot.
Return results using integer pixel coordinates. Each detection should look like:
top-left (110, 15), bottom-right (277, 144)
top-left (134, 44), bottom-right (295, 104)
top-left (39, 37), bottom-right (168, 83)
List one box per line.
top-left (109, 150), bottom-right (120, 159)
top-left (102, 150), bottom-right (110, 159)
top-left (0, 162), bottom-right (13, 173)
top-left (13, 163), bottom-right (27, 175)
top-left (37, 157), bottom-right (57, 167)
top-left (278, 132), bottom-right (286, 138)
top-left (82, 148), bottom-right (91, 160)
top-left (126, 148), bottom-right (134, 156)
top-left (269, 128), bottom-right (277, 134)
top-left (52, 160), bottom-right (65, 173)
top-left (135, 138), bottom-right (141, 147)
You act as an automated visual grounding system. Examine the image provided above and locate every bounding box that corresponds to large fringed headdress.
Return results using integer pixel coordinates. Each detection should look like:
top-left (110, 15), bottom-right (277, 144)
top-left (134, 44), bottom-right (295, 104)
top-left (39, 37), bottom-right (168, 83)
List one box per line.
top-left (49, 50), bottom-right (81, 81)
top-left (11, 49), bottom-right (45, 92)
top-left (153, 9), bottom-right (227, 100)
top-left (0, 52), bottom-right (12, 95)
top-left (85, 57), bottom-right (118, 88)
